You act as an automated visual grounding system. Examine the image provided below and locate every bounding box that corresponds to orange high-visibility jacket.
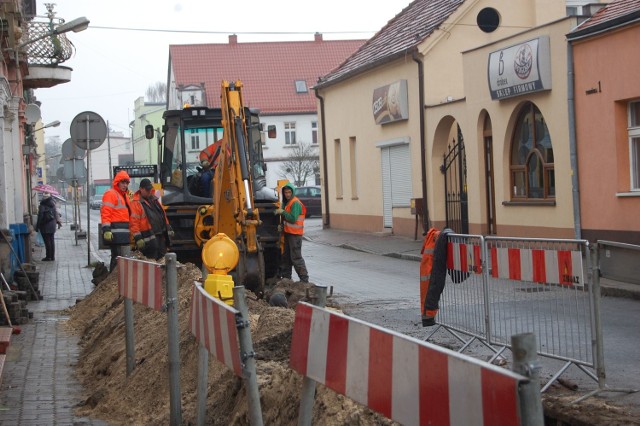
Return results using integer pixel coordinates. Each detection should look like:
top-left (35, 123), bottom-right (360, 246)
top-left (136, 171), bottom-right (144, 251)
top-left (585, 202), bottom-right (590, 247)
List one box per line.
top-left (283, 196), bottom-right (306, 235)
top-left (101, 170), bottom-right (131, 245)
top-left (130, 191), bottom-right (169, 244)
top-left (198, 139), bottom-right (229, 169)
top-left (420, 228), bottom-right (440, 321)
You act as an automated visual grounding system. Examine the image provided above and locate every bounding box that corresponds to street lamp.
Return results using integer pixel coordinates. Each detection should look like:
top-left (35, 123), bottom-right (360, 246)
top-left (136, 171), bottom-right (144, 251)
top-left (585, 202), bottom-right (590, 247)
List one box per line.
top-left (15, 17), bottom-right (90, 50)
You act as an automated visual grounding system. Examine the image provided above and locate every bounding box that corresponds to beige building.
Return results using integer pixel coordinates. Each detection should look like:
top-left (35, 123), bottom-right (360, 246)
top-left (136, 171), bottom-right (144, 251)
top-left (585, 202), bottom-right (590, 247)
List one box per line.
top-left (316, 0), bottom-right (601, 239)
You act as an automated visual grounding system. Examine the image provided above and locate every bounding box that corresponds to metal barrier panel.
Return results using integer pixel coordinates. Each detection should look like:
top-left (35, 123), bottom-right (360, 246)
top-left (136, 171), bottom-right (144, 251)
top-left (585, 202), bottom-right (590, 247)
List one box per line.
top-left (291, 302), bottom-right (526, 426)
top-left (117, 257), bottom-right (164, 311)
top-left (485, 237), bottom-right (593, 367)
top-left (436, 234), bottom-right (488, 341)
top-left (189, 283), bottom-right (242, 377)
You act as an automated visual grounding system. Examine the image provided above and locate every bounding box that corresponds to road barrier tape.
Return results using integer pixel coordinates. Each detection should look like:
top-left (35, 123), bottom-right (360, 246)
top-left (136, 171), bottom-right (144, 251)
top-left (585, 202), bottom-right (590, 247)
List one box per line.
top-left (490, 247), bottom-right (584, 286)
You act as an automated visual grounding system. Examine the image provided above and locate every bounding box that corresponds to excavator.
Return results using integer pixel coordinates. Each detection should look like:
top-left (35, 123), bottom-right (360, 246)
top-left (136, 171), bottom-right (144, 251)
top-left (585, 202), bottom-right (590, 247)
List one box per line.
top-left (145, 80), bottom-right (281, 294)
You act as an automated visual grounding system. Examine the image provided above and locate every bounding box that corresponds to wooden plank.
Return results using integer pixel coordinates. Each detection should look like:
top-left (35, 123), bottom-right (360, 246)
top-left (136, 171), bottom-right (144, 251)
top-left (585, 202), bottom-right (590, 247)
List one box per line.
top-left (0, 327), bottom-right (12, 354)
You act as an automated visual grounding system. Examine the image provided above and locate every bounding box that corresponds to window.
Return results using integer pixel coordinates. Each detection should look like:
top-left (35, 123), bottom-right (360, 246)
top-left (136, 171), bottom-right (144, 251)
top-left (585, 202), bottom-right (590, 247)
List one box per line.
top-left (334, 139), bottom-right (343, 198)
top-left (630, 100), bottom-right (640, 190)
top-left (295, 80), bottom-right (308, 93)
top-left (349, 136), bottom-right (358, 199)
top-left (311, 121), bottom-right (318, 144)
top-left (510, 103), bottom-right (554, 199)
top-left (285, 122), bottom-right (296, 145)
top-left (190, 129), bottom-right (200, 150)
top-left (477, 7), bottom-right (500, 33)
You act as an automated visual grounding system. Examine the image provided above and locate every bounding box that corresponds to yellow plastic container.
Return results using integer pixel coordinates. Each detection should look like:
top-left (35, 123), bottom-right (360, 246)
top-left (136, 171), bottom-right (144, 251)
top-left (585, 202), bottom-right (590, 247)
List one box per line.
top-left (204, 274), bottom-right (235, 306)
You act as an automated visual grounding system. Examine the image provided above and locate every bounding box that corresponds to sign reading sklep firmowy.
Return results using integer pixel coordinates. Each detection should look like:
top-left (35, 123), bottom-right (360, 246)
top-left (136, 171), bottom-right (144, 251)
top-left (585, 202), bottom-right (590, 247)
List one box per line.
top-left (487, 36), bottom-right (551, 100)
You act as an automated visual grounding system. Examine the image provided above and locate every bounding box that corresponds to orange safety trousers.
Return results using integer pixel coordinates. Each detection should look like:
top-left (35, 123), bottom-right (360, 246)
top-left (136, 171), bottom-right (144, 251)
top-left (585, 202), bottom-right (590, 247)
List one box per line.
top-left (420, 228), bottom-right (440, 321)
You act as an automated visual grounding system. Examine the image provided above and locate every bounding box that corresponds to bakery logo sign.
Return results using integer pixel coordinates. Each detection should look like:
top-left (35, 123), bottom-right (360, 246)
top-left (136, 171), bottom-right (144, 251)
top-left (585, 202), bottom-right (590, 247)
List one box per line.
top-left (487, 36), bottom-right (552, 100)
top-left (372, 80), bottom-right (409, 125)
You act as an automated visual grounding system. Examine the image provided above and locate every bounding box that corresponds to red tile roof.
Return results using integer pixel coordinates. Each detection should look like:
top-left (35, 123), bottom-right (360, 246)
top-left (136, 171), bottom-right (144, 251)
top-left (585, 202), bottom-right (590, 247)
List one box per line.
top-left (317, 0), bottom-right (464, 88)
top-left (169, 37), bottom-right (365, 115)
top-left (571, 0), bottom-right (640, 35)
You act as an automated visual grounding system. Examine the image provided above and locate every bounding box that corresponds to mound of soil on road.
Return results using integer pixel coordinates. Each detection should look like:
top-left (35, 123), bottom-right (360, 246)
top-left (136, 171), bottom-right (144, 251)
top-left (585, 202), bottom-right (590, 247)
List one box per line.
top-left (65, 260), bottom-right (395, 425)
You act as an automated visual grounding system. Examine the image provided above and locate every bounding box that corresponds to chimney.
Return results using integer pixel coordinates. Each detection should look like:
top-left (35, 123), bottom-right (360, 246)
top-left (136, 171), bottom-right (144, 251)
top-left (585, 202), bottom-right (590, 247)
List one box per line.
top-left (229, 34), bottom-right (238, 44)
top-left (314, 32), bottom-right (323, 42)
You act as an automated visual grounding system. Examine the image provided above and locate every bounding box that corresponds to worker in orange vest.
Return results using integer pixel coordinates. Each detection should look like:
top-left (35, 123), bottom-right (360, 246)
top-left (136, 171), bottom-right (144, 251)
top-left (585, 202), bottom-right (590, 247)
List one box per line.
top-left (275, 183), bottom-right (309, 283)
top-left (130, 179), bottom-right (172, 260)
top-left (101, 170), bottom-right (132, 272)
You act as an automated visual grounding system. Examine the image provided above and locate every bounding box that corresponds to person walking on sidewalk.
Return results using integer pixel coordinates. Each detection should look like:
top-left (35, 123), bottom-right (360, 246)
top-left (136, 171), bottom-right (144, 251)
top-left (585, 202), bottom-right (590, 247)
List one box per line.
top-left (130, 179), bottom-right (172, 260)
top-left (275, 182), bottom-right (309, 283)
top-left (101, 170), bottom-right (132, 272)
top-left (35, 192), bottom-right (62, 261)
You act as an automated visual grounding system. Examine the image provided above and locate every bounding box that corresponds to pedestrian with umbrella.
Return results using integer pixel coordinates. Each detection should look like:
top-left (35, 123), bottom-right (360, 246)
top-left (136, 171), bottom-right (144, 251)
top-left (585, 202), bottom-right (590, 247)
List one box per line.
top-left (34, 192), bottom-right (62, 261)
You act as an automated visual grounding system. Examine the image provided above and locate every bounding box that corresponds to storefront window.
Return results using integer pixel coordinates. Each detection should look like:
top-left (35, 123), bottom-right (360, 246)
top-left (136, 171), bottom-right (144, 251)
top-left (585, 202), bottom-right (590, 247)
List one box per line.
top-left (510, 103), bottom-right (554, 199)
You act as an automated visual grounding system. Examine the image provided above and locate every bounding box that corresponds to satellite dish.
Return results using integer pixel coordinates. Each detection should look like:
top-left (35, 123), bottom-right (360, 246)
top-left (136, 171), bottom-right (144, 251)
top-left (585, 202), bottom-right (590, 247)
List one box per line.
top-left (25, 104), bottom-right (41, 124)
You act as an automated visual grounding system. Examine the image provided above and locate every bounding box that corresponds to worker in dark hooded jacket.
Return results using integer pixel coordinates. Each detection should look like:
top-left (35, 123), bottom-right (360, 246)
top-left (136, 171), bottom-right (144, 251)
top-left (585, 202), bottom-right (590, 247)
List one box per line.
top-left (101, 170), bottom-right (132, 272)
top-left (130, 179), bottom-right (172, 260)
top-left (275, 182), bottom-right (309, 283)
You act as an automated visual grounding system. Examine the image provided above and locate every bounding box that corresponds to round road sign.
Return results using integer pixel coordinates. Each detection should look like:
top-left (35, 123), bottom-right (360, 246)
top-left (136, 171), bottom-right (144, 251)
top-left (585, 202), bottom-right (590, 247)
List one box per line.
top-left (70, 111), bottom-right (107, 150)
top-left (61, 138), bottom-right (86, 160)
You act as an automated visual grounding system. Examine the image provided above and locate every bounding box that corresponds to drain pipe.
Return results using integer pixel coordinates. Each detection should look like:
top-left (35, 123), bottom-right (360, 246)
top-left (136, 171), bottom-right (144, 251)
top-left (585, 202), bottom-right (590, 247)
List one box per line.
top-left (412, 50), bottom-right (430, 230)
top-left (567, 42), bottom-right (582, 239)
top-left (315, 88), bottom-right (330, 228)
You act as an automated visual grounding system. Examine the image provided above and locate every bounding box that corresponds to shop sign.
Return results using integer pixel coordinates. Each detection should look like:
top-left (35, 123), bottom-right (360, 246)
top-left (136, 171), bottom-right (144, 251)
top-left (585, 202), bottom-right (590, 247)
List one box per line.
top-left (372, 80), bottom-right (409, 125)
top-left (488, 36), bottom-right (551, 100)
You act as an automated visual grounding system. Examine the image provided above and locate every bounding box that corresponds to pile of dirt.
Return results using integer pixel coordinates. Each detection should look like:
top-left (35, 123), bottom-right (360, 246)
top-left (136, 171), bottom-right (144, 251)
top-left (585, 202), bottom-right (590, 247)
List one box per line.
top-left (65, 260), bottom-right (394, 425)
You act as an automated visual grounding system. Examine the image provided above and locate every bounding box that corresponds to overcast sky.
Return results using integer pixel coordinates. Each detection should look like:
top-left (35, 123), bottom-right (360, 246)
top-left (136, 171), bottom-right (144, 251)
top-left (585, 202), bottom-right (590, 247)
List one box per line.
top-left (33, 0), bottom-right (412, 144)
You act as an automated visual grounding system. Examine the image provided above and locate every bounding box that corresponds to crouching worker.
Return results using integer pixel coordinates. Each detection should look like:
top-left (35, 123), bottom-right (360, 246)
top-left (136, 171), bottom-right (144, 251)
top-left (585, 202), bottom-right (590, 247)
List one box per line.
top-left (130, 179), bottom-right (172, 260)
top-left (101, 170), bottom-right (132, 272)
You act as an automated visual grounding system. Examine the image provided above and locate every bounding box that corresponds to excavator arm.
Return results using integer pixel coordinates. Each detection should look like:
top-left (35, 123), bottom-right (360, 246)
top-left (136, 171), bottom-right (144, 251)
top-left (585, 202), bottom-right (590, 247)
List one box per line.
top-left (209, 81), bottom-right (264, 291)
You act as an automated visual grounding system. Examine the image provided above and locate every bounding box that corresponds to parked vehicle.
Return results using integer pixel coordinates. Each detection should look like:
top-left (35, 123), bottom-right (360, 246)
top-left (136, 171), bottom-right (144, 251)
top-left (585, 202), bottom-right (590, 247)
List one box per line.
top-left (296, 186), bottom-right (322, 217)
top-left (89, 195), bottom-right (103, 210)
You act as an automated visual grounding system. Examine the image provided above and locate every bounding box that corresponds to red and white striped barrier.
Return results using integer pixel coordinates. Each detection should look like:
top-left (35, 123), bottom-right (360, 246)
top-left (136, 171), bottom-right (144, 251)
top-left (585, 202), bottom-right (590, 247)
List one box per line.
top-left (490, 247), bottom-right (584, 286)
top-left (190, 284), bottom-right (242, 377)
top-left (447, 241), bottom-right (483, 274)
top-left (117, 257), bottom-right (163, 310)
top-left (290, 303), bottom-right (525, 426)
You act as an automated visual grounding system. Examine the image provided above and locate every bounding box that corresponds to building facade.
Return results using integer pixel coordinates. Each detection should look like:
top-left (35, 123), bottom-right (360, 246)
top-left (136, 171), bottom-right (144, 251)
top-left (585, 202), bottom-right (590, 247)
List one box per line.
top-left (568, 0), bottom-right (640, 244)
top-left (316, 0), bottom-right (607, 239)
top-left (166, 34), bottom-right (364, 188)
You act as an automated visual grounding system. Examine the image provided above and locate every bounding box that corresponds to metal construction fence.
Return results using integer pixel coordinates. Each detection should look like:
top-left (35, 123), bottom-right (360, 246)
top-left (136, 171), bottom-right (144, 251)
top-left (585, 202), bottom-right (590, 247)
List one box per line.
top-left (425, 234), bottom-right (598, 393)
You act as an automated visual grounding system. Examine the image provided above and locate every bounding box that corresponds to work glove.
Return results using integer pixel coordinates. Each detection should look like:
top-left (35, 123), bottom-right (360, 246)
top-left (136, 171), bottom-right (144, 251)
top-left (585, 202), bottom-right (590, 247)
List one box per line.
top-left (103, 231), bottom-right (113, 242)
top-left (275, 208), bottom-right (284, 215)
top-left (136, 239), bottom-right (145, 250)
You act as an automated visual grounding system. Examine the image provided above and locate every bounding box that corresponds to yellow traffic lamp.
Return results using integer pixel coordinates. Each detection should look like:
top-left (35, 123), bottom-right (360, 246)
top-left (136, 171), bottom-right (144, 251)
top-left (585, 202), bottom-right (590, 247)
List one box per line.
top-left (201, 233), bottom-right (239, 305)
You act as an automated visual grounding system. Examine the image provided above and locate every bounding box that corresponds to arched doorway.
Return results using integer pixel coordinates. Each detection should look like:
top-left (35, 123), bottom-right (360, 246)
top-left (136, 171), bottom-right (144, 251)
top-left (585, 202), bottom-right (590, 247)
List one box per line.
top-left (441, 123), bottom-right (468, 234)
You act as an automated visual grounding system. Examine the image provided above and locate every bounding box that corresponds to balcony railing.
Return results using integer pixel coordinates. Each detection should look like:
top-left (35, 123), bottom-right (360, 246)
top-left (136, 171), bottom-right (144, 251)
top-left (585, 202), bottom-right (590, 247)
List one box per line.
top-left (22, 18), bottom-right (75, 66)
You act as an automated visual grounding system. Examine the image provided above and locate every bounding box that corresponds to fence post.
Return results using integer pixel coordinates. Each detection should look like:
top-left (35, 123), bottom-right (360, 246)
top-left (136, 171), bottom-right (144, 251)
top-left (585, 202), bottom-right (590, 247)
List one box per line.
top-left (511, 333), bottom-right (543, 426)
top-left (233, 286), bottom-right (263, 426)
top-left (165, 253), bottom-right (182, 426)
top-left (124, 297), bottom-right (135, 376)
top-left (196, 265), bottom-right (209, 426)
top-left (298, 285), bottom-right (328, 426)
top-left (591, 244), bottom-right (606, 389)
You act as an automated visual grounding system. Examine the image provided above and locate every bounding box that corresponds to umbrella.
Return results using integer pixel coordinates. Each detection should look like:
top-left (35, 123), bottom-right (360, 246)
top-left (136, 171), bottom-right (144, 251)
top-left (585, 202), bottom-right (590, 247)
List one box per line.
top-left (32, 184), bottom-right (59, 196)
top-left (52, 194), bottom-right (67, 203)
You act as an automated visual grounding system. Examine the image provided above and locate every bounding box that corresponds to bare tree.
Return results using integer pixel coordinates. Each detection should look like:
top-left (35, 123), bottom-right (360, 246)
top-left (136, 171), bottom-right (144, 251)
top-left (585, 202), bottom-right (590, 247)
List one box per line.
top-left (146, 81), bottom-right (167, 103)
top-left (279, 142), bottom-right (319, 187)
